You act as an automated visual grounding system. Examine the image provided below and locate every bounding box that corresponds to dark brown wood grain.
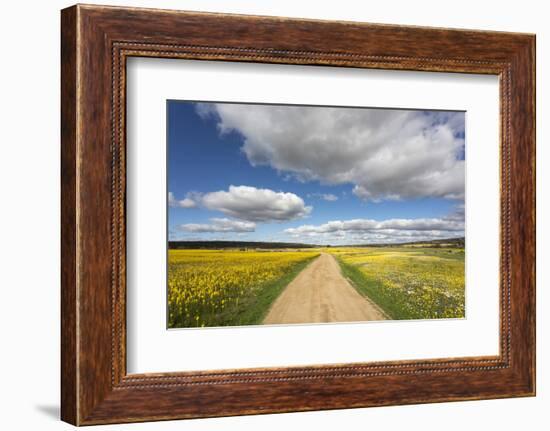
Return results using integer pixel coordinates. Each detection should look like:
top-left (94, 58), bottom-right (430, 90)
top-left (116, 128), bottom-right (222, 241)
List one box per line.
top-left (61, 4), bottom-right (536, 426)
top-left (60, 5), bottom-right (78, 425)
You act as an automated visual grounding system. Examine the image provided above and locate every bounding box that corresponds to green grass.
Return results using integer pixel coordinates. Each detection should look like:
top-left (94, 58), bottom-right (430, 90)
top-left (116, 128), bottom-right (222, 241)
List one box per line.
top-left (334, 247), bottom-right (465, 320)
top-left (231, 256), bottom-right (317, 326)
top-left (337, 257), bottom-right (401, 319)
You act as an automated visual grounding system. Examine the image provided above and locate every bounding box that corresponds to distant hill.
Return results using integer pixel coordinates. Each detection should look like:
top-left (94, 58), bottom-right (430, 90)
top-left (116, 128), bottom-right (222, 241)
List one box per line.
top-left (168, 237), bottom-right (465, 250)
top-left (350, 237), bottom-right (465, 248)
top-left (168, 240), bottom-right (315, 250)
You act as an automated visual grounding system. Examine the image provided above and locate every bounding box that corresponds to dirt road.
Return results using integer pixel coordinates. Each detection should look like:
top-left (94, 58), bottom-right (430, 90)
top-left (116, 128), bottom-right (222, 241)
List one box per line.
top-left (263, 253), bottom-right (388, 324)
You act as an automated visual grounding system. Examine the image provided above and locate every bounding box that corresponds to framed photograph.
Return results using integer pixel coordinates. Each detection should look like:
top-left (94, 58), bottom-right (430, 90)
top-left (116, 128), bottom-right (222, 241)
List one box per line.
top-left (61, 4), bottom-right (535, 425)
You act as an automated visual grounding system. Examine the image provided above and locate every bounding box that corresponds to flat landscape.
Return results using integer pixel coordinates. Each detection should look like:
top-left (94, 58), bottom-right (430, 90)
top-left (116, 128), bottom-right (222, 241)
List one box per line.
top-left (331, 245), bottom-right (465, 320)
top-left (166, 102), bottom-right (467, 329)
top-left (167, 240), bottom-right (465, 328)
top-left (167, 248), bottom-right (318, 328)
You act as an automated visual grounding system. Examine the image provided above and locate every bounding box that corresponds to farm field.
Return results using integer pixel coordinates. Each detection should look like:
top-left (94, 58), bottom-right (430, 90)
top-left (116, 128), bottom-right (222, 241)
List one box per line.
top-left (167, 249), bottom-right (319, 328)
top-left (166, 101), bottom-right (467, 328)
top-left (167, 242), bottom-right (465, 328)
top-left (331, 246), bottom-right (465, 320)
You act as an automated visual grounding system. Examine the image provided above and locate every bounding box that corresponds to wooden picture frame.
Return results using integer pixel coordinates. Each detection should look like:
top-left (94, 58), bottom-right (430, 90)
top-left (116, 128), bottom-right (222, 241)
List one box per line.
top-left (61, 4), bottom-right (535, 425)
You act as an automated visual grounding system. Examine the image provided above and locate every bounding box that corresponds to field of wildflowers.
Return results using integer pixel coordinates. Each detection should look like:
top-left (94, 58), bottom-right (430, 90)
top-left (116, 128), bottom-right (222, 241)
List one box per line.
top-left (331, 247), bottom-right (465, 320)
top-left (168, 249), bottom-right (318, 328)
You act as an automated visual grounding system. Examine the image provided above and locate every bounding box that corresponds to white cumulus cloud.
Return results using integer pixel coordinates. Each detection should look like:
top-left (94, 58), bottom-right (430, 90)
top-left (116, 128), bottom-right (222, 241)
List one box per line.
top-left (283, 206), bottom-right (465, 244)
top-left (178, 218), bottom-right (256, 233)
top-left (284, 217), bottom-right (463, 236)
top-left (197, 103), bottom-right (465, 202)
top-left (201, 185), bottom-right (311, 222)
top-left (168, 191), bottom-right (197, 208)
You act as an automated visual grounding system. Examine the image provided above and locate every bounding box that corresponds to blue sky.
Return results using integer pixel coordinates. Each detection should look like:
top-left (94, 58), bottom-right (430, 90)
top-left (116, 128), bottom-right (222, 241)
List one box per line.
top-left (167, 101), bottom-right (465, 245)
